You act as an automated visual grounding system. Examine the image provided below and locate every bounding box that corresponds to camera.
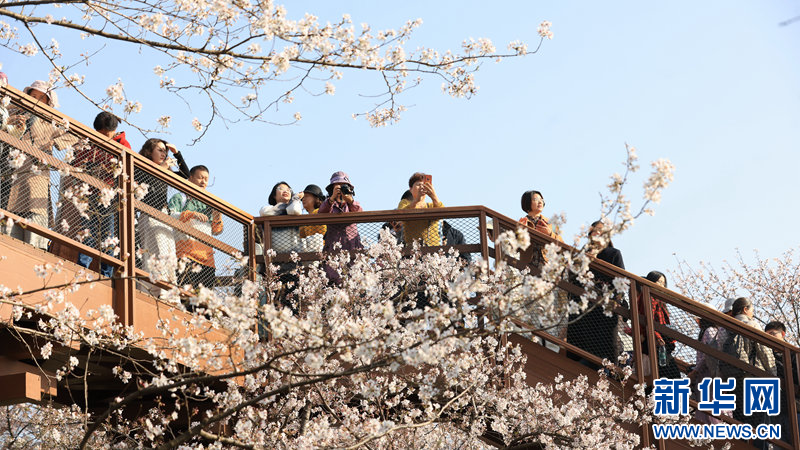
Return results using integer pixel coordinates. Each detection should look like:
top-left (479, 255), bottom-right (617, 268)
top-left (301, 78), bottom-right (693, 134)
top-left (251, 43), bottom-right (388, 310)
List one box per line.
top-left (340, 184), bottom-right (354, 196)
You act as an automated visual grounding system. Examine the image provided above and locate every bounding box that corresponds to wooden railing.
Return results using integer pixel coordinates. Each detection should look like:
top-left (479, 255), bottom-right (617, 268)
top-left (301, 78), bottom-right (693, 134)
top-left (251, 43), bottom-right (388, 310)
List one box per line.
top-left (1, 83), bottom-right (797, 447)
top-left (0, 85), bottom-right (255, 326)
top-left (258, 206), bottom-right (800, 449)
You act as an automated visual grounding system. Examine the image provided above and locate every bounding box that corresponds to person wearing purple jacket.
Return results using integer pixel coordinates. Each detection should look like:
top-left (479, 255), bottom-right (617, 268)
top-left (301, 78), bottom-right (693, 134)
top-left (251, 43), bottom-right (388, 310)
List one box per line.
top-left (318, 171), bottom-right (362, 252)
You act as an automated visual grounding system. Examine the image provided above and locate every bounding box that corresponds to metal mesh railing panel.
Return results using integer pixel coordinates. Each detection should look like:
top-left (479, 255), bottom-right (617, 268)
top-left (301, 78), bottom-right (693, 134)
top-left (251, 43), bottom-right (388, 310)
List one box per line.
top-left (1, 99), bottom-right (123, 275)
top-left (263, 213), bottom-right (486, 263)
top-left (132, 164), bottom-right (247, 296)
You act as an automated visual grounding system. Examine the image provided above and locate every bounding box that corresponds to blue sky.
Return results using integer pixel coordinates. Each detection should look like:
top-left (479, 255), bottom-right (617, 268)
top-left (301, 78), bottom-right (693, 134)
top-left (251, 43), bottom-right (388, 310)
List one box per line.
top-left (4, 1), bottom-right (800, 279)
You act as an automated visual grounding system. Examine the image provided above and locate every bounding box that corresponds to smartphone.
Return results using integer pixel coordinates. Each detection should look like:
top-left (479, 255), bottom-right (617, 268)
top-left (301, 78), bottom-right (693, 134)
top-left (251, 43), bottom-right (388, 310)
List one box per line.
top-left (423, 174), bottom-right (432, 184)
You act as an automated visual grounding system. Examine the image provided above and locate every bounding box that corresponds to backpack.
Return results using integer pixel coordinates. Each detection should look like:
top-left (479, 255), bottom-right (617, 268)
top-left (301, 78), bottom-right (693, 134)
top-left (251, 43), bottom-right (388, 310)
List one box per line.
top-left (718, 328), bottom-right (756, 379)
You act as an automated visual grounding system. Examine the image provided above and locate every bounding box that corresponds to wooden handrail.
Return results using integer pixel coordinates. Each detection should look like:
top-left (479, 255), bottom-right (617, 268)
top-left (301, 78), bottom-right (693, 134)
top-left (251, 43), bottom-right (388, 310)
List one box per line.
top-left (134, 201), bottom-right (238, 255)
top-left (254, 205), bottom-right (492, 226)
top-left (132, 157), bottom-right (252, 223)
top-left (259, 205), bottom-right (800, 355)
top-left (0, 130), bottom-right (110, 192)
top-left (1, 85), bottom-right (253, 224)
top-left (0, 208), bottom-right (124, 269)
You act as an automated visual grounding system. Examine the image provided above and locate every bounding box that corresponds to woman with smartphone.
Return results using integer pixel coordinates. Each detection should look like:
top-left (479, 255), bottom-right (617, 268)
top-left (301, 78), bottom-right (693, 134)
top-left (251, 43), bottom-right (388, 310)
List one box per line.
top-left (398, 172), bottom-right (443, 246)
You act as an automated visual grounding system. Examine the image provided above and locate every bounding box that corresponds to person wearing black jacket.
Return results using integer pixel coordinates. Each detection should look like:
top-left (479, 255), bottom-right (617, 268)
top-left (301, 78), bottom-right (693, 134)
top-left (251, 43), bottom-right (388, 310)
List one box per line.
top-left (566, 220), bottom-right (626, 370)
top-left (442, 220), bottom-right (471, 263)
top-left (135, 138), bottom-right (189, 295)
top-left (136, 138), bottom-right (190, 210)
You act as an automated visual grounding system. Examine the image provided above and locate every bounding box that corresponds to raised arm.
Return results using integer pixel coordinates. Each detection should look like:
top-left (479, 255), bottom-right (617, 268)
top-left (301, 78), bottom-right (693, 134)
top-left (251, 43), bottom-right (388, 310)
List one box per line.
top-left (348, 201), bottom-right (363, 212)
top-left (259, 203), bottom-right (287, 217)
top-left (173, 151), bottom-right (190, 179)
top-left (286, 195), bottom-right (303, 215)
top-left (318, 199), bottom-right (333, 214)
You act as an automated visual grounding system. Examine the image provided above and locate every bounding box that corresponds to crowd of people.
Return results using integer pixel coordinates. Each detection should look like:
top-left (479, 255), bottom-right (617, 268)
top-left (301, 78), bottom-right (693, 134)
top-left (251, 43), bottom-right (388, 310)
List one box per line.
top-left (0, 77), bottom-right (222, 294)
top-left (1, 80), bottom-right (798, 441)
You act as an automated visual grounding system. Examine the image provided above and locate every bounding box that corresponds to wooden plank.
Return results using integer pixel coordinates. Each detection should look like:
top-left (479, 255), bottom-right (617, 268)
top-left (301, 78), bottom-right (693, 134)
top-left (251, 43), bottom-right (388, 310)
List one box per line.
top-left (0, 233), bottom-right (114, 322)
top-left (0, 208), bottom-right (124, 268)
top-left (0, 129), bottom-right (112, 192)
top-left (134, 201), bottom-right (239, 255)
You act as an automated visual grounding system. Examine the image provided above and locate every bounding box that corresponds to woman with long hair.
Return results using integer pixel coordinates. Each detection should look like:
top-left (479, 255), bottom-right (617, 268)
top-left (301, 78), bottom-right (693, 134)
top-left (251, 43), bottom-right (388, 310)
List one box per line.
top-left (135, 138), bottom-right (189, 294)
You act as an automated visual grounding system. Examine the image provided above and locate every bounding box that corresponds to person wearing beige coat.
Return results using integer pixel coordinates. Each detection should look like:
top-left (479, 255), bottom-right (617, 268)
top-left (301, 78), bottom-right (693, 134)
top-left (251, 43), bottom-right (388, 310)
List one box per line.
top-left (4, 81), bottom-right (75, 249)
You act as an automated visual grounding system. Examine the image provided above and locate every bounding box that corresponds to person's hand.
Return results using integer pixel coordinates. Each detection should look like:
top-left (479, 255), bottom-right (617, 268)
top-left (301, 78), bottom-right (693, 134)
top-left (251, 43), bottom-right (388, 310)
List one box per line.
top-left (656, 337), bottom-right (666, 347)
top-left (6, 114), bottom-right (26, 132)
top-left (330, 185), bottom-right (342, 202)
top-left (343, 194), bottom-right (354, 204)
top-left (297, 191), bottom-right (304, 200)
top-left (181, 211), bottom-right (208, 222)
top-left (165, 143), bottom-right (178, 154)
top-left (424, 181), bottom-right (438, 203)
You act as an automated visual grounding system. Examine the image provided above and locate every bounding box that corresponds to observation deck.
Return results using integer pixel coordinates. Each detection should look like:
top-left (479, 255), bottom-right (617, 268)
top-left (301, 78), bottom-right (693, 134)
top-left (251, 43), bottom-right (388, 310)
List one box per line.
top-left (0, 85), bottom-right (797, 449)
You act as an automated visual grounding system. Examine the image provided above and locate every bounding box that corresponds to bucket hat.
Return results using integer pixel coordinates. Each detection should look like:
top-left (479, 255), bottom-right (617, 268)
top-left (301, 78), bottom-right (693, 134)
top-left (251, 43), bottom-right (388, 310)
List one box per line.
top-left (326, 171), bottom-right (353, 195)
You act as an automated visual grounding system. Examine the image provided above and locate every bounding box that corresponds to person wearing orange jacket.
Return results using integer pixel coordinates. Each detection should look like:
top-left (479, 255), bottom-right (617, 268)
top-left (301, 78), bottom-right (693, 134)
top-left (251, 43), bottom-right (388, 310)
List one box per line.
top-left (169, 165), bottom-right (223, 290)
top-left (517, 189), bottom-right (562, 241)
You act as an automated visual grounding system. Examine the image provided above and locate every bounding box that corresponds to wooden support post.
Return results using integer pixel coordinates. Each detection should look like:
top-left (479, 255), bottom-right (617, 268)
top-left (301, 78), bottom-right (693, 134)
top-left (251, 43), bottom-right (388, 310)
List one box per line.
top-left (115, 151), bottom-right (136, 326)
top-left (640, 285), bottom-right (666, 450)
top-left (628, 281), bottom-right (651, 448)
top-left (782, 345), bottom-right (800, 450)
top-left (479, 211), bottom-right (488, 262)
top-left (0, 372), bottom-right (43, 405)
top-left (247, 221), bottom-right (257, 282)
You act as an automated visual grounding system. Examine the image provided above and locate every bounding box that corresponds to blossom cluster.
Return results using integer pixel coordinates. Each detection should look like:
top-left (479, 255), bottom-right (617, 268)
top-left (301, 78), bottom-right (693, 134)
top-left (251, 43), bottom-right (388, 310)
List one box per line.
top-left (3, 1), bottom-right (550, 128)
top-left (0, 221), bottom-right (654, 448)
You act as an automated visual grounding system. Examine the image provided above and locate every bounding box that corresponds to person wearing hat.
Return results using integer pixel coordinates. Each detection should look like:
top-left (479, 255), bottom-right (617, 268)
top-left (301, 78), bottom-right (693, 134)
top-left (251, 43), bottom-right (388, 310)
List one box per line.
top-left (299, 184), bottom-right (327, 242)
top-left (318, 171), bottom-right (362, 252)
top-left (24, 80), bottom-right (59, 108)
top-left (721, 297), bottom-right (736, 315)
top-left (4, 80), bottom-right (73, 250)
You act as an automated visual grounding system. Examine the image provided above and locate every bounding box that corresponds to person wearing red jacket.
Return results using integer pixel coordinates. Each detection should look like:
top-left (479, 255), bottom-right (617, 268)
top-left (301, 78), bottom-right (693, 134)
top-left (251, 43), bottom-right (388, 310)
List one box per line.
top-left (71, 112), bottom-right (132, 277)
top-left (629, 270), bottom-right (681, 379)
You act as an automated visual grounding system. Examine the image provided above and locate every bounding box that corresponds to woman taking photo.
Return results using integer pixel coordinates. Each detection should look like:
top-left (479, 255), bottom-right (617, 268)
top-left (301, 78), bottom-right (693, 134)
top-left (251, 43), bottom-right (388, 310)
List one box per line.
top-left (319, 171), bottom-right (362, 252)
top-left (398, 172), bottom-right (443, 246)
